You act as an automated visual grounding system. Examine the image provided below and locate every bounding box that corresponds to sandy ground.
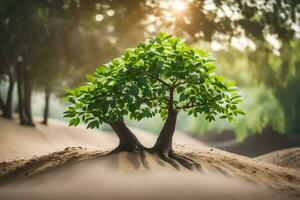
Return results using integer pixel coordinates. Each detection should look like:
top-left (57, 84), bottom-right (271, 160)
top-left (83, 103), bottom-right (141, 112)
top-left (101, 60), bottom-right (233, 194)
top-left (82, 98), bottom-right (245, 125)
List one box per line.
top-left (257, 147), bottom-right (300, 171)
top-left (0, 118), bottom-right (300, 200)
top-left (0, 117), bottom-right (201, 161)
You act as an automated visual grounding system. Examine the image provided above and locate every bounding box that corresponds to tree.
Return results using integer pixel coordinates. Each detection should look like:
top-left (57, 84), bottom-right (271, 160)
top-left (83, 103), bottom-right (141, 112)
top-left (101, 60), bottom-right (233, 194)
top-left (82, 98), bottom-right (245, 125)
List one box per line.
top-left (248, 40), bottom-right (300, 135)
top-left (0, 0), bottom-right (16, 119)
top-left (64, 33), bottom-right (244, 169)
top-left (0, 0), bottom-right (41, 126)
top-left (0, 66), bottom-right (15, 119)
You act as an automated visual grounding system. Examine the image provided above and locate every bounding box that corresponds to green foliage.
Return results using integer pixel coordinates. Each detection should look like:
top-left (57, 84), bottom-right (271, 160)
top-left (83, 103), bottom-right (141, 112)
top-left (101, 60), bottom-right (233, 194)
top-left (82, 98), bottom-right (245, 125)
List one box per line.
top-left (64, 33), bottom-right (244, 128)
top-left (234, 87), bottom-right (285, 141)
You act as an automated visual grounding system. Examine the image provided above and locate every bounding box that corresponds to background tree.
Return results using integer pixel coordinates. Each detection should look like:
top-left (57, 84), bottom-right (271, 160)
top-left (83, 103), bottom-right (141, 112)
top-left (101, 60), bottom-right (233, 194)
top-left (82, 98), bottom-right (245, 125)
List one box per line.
top-left (247, 40), bottom-right (300, 135)
top-left (0, 0), bottom-right (16, 119)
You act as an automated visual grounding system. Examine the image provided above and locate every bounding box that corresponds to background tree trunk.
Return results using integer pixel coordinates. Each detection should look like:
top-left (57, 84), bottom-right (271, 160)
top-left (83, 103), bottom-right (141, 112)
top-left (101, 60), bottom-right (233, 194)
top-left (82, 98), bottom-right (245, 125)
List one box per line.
top-left (16, 61), bottom-right (27, 125)
top-left (0, 72), bottom-right (14, 119)
top-left (23, 65), bottom-right (34, 126)
top-left (0, 93), bottom-right (4, 113)
top-left (42, 85), bottom-right (50, 125)
top-left (110, 121), bottom-right (144, 152)
top-left (3, 73), bottom-right (14, 119)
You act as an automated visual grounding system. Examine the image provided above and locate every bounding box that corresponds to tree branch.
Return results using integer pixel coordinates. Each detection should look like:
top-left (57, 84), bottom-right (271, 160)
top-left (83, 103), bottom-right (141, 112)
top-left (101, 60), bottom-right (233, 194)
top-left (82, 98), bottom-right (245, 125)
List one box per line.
top-left (174, 80), bottom-right (188, 88)
top-left (176, 101), bottom-right (202, 110)
top-left (145, 73), bottom-right (170, 88)
top-left (138, 97), bottom-right (157, 104)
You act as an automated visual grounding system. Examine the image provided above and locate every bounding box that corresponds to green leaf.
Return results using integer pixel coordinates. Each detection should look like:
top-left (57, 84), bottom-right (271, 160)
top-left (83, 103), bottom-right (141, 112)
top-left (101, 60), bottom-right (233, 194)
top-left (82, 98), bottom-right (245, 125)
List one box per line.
top-left (69, 118), bottom-right (80, 126)
top-left (69, 97), bottom-right (76, 104)
top-left (230, 95), bottom-right (241, 101)
top-left (96, 66), bottom-right (107, 74)
top-left (179, 93), bottom-right (187, 101)
top-left (235, 109), bottom-right (245, 115)
top-left (177, 86), bottom-right (185, 93)
top-left (86, 74), bottom-right (95, 82)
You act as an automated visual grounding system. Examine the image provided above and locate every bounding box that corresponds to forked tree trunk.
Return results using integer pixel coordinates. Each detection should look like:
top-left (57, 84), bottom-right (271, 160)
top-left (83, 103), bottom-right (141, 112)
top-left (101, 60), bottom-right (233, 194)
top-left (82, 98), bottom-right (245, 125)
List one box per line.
top-left (110, 121), bottom-right (144, 152)
top-left (153, 109), bottom-right (177, 155)
top-left (42, 85), bottom-right (50, 125)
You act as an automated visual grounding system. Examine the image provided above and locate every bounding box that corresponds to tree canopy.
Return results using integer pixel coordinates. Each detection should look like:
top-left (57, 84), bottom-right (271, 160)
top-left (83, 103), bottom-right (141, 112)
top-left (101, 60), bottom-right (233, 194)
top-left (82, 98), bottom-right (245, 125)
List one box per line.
top-left (65, 33), bottom-right (244, 128)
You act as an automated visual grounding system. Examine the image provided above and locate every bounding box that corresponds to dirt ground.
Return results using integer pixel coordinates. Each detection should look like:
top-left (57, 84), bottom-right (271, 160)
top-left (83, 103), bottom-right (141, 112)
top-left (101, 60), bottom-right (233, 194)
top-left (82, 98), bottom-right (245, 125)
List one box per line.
top-left (0, 118), bottom-right (299, 200)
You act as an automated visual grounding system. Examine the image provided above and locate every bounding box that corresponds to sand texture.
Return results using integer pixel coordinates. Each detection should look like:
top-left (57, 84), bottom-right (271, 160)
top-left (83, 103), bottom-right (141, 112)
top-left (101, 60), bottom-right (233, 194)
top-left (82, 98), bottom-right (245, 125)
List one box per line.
top-left (0, 118), bottom-right (299, 200)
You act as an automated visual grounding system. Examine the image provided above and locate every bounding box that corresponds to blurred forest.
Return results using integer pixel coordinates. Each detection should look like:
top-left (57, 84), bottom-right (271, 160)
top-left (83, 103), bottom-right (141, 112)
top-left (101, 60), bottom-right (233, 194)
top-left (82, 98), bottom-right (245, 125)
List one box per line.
top-left (0, 0), bottom-right (299, 140)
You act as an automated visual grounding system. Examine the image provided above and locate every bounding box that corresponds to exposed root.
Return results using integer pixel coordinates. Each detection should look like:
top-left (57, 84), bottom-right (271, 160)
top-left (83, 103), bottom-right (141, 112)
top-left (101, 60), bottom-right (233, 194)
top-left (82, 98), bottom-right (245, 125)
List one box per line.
top-left (157, 153), bottom-right (180, 170)
top-left (149, 148), bottom-right (202, 171)
top-left (169, 153), bottom-right (194, 170)
top-left (105, 146), bottom-right (201, 171)
top-left (170, 153), bottom-right (202, 171)
top-left (140, 151), bottom-right (149, 169)
top-left (105, 143), bottom-right (146, 156)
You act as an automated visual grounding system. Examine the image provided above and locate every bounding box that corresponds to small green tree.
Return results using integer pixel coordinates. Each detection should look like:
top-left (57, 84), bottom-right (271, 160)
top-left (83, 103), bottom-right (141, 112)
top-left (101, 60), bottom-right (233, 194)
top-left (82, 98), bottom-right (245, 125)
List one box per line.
top-left (64, 33), bottom-right (244, 169)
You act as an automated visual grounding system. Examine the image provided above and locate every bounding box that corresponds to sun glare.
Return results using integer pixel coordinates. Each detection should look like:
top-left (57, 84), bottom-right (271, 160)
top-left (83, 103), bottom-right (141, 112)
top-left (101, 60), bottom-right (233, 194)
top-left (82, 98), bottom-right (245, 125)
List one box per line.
top-left (95, 14), bottom-right (104, 22)
top-left (171, 0), bottom-right (187, 11)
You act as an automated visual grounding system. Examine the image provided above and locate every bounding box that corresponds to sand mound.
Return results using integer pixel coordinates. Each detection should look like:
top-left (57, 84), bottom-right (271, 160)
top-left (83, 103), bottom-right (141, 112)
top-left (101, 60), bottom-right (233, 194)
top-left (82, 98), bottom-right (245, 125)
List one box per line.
top-left (0, 145), bottom-right (300, 200)
top-left (257, 147), bottom-right (300, 171)
top-left (1, 119), bottom-right (300, 199)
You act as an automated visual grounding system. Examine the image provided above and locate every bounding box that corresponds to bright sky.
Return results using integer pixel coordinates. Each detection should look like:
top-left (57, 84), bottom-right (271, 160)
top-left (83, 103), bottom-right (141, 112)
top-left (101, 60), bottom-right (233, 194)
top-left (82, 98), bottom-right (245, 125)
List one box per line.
top-left (171, 0), bottom-right (188, 11)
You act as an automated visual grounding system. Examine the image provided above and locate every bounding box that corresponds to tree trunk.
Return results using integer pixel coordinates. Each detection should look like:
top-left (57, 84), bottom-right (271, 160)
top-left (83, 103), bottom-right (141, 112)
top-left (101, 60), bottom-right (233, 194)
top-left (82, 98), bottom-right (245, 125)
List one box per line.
top-left (2, 73), bottom-right (14, 119)
top-left (153, 87), bottom-right (177, 155)
top-left (0, 73), bottom-right (14, 119)
top-left (0, 93), bottom-right (4, 113)
top-left (42, 85), bottom-right (50, 125)
top-left (16, 61), bottom-right (27, 125)
top-left (110, 121), bottom-right (144, 152)
top-left (23, 65), bottom-right (34, 126)
top-left (153, 109), bottom-right (177, 155)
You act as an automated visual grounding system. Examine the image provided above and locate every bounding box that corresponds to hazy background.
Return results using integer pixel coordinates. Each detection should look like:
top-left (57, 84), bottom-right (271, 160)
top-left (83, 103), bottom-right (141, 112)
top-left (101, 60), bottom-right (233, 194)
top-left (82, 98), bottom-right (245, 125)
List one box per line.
top-left (0, 0), bottom-right (299, 142)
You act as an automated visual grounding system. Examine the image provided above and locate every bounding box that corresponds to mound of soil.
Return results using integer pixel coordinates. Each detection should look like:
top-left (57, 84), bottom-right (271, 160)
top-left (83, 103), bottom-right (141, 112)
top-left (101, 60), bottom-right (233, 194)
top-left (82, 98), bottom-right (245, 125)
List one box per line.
top-left (0, 145), bottom-right (299, 200)
top-left (257, 147), bottom-right (300, 171)
top-left (1, 119), bottom-right (299, 199)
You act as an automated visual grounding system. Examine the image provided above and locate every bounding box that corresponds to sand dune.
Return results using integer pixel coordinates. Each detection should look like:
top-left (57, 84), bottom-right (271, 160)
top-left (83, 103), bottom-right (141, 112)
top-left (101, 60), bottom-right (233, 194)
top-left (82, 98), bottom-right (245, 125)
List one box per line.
top-left (0, 146), bottom-right (300, 200)
top-left (0, 118), bottom-right (300, 200)
top-left (257, 147), bottom-right (300, 171)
